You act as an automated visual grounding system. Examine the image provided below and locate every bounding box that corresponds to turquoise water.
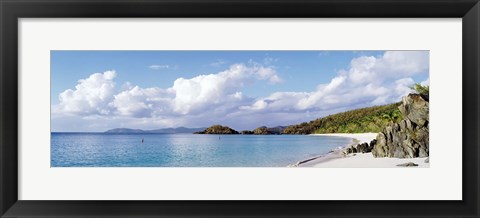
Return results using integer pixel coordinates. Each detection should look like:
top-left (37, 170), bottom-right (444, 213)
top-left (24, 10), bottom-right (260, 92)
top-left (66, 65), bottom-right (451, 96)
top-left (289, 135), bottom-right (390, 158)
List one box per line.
top-left (51, 133), bottom-right (352, 167)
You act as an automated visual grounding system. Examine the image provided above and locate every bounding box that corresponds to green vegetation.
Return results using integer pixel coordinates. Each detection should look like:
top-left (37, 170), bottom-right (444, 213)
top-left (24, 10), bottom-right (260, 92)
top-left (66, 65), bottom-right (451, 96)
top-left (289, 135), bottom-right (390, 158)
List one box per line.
top-left (283, 102), bottom-right (403, 134)
top-left (193, 92), bottom-right (425, 135)
top-left (409, 83), bottom-right (429, 95)
top-left (240, 130), bottom-right (254, 134)
top-left (253, 126), bottom-right (271, 135)
top-left (194, 125), bottom-right (239, 134)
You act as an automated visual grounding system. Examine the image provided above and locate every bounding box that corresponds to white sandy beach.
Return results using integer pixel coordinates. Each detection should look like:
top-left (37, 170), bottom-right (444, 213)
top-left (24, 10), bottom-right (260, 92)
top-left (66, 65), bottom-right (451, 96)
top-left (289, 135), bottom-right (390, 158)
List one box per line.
top-left (296, 133), bottom-right (429, 168)
top-left (313, 133), bottom-right (378, 144)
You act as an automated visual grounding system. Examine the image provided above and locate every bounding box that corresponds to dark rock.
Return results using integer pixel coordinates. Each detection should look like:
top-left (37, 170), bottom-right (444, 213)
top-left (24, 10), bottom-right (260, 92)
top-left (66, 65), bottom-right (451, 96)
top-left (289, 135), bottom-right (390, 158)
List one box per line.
top-left (346, 146), bottom-right (357, 154)
top-left (396, 162), bottom-right (419, 167)
top-left (372, 94), bottom-right (429, 158)
top-left (345, 147), bottom-right (351, 154)
top-left (356, 142), bottom-right (372, 153)
top-left (345, 139), bottom-right (377, 155)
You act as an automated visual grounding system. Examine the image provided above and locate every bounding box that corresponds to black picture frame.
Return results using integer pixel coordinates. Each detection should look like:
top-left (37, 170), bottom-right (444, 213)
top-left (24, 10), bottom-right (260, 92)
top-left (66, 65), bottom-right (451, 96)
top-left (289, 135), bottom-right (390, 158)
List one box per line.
top-left (1, 0), bottom-right (479, 217)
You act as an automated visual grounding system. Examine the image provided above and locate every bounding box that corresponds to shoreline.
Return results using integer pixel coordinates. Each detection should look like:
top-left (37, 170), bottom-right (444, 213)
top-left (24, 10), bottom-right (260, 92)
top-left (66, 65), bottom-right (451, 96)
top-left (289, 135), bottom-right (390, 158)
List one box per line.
top-left (291, 133), bottom-right (429, 168)
top-left (288, 133), bottom-right (378, 167)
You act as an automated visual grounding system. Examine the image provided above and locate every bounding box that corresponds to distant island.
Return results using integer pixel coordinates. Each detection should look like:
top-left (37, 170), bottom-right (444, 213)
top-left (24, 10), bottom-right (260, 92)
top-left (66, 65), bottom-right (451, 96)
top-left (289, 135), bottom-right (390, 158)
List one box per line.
top-left (193, 125), bottom-right (288, 135)
top-left (193, 125), bottom-right (239, 134)
top-left (106, 101), bottom-right (407, 136)
top-left (105, 127), bottom-right (207, 134)
top-left (105, 99), bottom-right (411, 136)
top-left (191, 101), bottom-right (404, 136)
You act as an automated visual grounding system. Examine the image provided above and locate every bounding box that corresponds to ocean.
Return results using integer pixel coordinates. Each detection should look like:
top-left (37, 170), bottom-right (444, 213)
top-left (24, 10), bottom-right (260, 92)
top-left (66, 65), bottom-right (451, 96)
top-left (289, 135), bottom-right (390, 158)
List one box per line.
top-left (51, 133), bottom-right (353, 167)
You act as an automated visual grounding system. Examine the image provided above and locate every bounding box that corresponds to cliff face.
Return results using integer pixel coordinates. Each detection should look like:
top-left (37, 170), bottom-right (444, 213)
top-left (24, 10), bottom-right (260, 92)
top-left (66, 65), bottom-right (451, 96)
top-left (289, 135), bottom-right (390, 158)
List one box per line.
top-left (372, 94), bottom-right (429, 158)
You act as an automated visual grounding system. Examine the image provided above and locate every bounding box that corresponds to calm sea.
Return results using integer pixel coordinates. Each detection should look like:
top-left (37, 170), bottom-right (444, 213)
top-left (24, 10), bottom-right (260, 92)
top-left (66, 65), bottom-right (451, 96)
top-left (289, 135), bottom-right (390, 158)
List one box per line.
top-left (51, 133), bottom-right (352, 167)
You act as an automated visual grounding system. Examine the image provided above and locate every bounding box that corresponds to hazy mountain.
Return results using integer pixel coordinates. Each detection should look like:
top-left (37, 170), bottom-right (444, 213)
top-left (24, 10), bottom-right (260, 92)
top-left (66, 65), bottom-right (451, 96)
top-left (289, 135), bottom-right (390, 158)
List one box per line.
top-left (105, 127), bottom-right (206, 134)
top-left (104, 128), bottom-right (145, 133)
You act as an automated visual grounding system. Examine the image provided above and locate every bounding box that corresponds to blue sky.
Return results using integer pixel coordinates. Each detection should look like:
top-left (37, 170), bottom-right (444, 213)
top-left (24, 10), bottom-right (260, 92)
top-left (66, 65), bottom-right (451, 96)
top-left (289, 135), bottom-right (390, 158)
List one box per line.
top-left (51, 51), bottom-right (429, 132)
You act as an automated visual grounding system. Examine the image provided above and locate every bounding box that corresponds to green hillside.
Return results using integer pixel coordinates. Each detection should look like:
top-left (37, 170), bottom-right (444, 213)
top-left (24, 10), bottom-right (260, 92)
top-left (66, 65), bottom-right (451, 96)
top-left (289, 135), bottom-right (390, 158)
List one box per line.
top-left (283, 102), bottom-right (403, 134)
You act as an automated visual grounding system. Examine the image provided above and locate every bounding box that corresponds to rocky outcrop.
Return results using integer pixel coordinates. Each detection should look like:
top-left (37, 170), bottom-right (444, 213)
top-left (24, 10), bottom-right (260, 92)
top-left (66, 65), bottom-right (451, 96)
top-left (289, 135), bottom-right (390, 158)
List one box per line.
top-left (396, 162), bottom-right (419, 167)
top-left (194, 125), bottom-right (239, 134)
top-left (241, 130), bottom-right (254, 135)
top-left (251, 126), bottom-right (287, 135)
top-left (356, 142), bottom-right (373, 153)
top-left (267, 126), bottom-right (287, 134)
top-left (194, 125), bottom-right (286, 135)
top-left (345, 145), bottom-right (357, 154)
top-left (399, 94), bottom-right (429, 127)
top-left (372, 94), bottom-right (429, 158)
top-left (253, 126), bottom-right (271, 135)
top-left (345, 139), bottom-right (376, 154)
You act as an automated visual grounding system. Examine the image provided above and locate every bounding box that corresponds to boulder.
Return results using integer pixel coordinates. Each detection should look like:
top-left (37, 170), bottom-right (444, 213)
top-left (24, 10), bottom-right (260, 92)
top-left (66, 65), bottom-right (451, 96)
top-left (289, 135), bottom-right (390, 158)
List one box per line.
top-left (345, 146), bottom-right (357, 154)
top-left (345, 140), bottom-right (376, 154)
top-left (356, 142), bottom-right (373, 153)
top-left (372, 94), bottom-right (429, 158)
top-left (396, 162), bottom-right (419, 167)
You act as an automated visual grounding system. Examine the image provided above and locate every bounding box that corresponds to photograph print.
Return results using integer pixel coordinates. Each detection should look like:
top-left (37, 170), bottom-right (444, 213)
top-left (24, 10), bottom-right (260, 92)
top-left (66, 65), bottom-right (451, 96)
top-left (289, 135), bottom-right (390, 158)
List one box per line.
top-left (51, 51), bottom-right (429, 167)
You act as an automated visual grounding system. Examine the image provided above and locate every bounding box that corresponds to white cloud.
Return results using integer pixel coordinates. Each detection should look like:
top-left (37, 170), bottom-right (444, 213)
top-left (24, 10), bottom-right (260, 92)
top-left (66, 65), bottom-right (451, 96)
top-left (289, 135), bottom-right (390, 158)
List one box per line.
top-left (238, 51), bottom-right (428, 114)
top-left (149, 64), bottom-right (176, 70)
top-left (170, 63), bottom-right (279, 114)
top-left (54, 70), bottom-right (117, 116)
top-left (421, 78), bottom-right (430, 86)
top-left (348, 51), bottom-right (428, 84)
top-left (110, 86), bottom-right (173, 117)
top-left (394, 77), bottom-right (415, 97)
top-left (55, 64), bottom-right (282, 120)
top-left (113, 63), bottom-right (281, 117)
top-left (53, 51), bottom-right (429, 131)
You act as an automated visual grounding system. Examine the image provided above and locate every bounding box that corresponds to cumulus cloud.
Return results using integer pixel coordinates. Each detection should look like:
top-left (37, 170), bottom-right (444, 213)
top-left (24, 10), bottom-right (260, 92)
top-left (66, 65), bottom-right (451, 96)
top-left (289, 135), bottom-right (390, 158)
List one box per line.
top-left (53, 51), bottom-right (429, 130)
top-left (394, 78), bottom-right (416, 97)
top-left (110, 86), bottom-right (173, 117)
top-left (123, 63), bottom-right (281, 116)
top-left (54, 70), bottom-right (117, 116)
top-left (238, 51), bottom-right (428, 114)
top-left (348, 51), bottom-right (428, 84)
top-left (54, 63), bottom-right (282, 120)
